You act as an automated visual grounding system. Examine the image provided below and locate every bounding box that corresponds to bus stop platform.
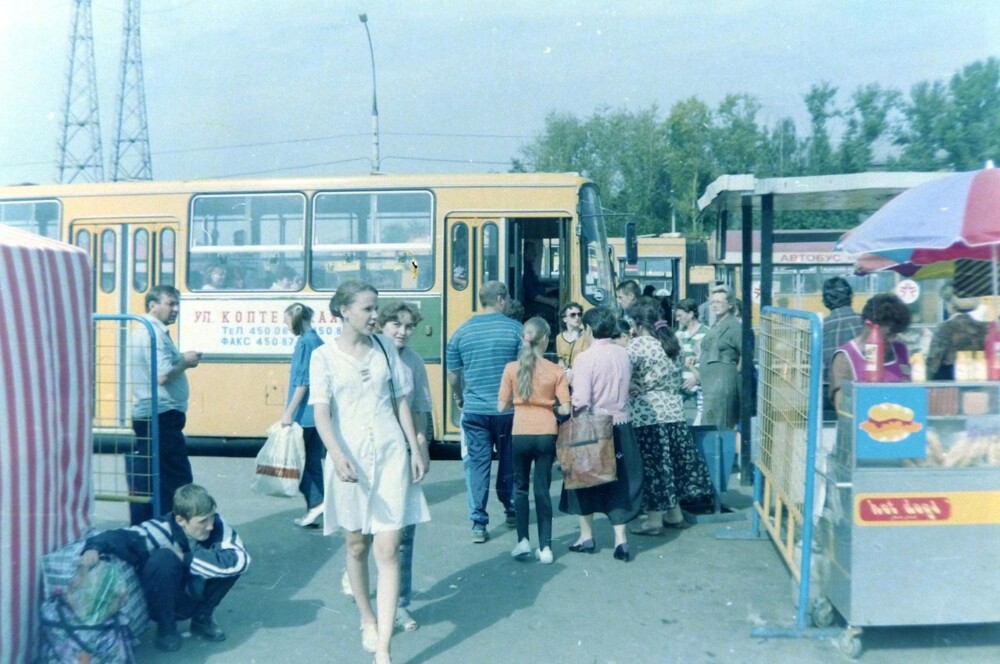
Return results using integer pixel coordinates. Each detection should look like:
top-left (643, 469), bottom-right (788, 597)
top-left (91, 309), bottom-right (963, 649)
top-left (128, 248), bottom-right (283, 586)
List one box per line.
top-left (93, 456), bottom-right (1000, 663)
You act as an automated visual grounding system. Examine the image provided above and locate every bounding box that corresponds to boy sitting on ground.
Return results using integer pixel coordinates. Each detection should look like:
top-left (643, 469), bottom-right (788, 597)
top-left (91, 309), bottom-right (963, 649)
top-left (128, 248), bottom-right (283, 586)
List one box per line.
top-left (81, 484), bottom-right (251, 652)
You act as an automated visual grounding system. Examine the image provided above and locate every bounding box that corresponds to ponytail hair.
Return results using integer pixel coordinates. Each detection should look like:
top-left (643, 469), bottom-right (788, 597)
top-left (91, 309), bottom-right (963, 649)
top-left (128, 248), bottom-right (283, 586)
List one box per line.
top-left (284, 302), bottom-right (314, 336)
top-left (516, 317), bottom-right (550, 401)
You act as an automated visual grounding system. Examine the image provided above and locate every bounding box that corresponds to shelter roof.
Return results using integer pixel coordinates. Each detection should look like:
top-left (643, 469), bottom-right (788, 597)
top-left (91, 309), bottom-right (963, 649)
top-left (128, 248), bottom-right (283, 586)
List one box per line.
top-left (697, 172), bottom-right (951, 214)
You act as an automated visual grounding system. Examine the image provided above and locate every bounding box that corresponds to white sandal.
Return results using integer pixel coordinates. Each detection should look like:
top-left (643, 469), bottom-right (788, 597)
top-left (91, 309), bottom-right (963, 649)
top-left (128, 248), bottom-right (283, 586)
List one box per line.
top-left (360, 622), bottom-right (378, 652)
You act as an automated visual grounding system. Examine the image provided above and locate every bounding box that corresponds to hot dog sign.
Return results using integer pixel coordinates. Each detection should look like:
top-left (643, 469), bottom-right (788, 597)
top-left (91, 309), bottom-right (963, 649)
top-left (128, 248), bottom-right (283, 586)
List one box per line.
top-left (859, 403), bottom-right (923, 442)
top-left (854, 386), bottom-right (928, 461)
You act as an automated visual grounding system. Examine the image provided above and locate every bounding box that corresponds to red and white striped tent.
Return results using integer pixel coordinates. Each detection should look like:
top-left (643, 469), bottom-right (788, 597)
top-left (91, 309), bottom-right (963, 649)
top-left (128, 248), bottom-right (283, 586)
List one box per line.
top-left (0, 224), bottom-right (94, 663)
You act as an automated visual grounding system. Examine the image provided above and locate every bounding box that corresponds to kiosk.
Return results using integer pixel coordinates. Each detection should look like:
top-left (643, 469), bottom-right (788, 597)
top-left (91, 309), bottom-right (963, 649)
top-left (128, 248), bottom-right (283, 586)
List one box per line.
top-left (815, 381), bottom-right (1000, 657)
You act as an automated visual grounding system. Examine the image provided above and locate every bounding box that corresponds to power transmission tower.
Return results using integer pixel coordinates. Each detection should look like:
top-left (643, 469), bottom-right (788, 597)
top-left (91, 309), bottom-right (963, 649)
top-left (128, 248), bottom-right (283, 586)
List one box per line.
top-left (112, 0), bottom-right (152, 181)
top-left (56, 0), bottom-right (105, 183)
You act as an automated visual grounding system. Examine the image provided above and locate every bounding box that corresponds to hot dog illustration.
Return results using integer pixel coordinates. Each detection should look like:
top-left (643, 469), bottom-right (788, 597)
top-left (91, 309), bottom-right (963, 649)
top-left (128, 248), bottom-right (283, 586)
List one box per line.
top-left (859, 402), bottom-right (923, 442)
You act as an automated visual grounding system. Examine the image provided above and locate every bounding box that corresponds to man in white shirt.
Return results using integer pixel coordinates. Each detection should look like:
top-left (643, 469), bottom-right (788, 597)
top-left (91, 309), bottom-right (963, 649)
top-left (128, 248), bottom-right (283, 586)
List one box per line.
top-left (128, 285), bottom-right (202, 525)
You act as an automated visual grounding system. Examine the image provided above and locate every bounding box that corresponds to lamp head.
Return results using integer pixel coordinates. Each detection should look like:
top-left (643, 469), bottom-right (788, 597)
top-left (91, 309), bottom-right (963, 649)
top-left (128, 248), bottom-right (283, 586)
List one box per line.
top-left (359, 13), bottom-right (368, 23)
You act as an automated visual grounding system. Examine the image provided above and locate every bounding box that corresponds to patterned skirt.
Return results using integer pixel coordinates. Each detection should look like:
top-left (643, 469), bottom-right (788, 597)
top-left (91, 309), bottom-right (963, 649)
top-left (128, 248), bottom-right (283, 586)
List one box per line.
top-left (634, 421), bottom-right (714, 511)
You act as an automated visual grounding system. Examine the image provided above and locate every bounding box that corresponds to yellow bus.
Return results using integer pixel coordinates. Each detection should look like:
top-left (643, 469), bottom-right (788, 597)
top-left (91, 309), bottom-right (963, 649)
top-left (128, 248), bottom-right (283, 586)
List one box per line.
top-left (607, 233), bottom-right (709, 304)
top-left (708, 229), bottom-right (900, 323)
top-left (0, 173), bottom-right (616, 452)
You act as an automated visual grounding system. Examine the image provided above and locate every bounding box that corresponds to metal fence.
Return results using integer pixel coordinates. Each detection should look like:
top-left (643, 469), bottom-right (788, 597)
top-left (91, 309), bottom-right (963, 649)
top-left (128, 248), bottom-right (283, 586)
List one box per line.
top-left (92, 315), bottom-right (160, 517)
top-left (751, 307), bottom-right (832, 637)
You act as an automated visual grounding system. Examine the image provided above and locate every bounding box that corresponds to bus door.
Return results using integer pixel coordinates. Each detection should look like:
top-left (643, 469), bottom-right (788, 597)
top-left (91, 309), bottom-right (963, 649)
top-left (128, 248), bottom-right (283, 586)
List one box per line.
top-left (443, 215), bottom-right (505, 434)
top-left (71, 218), bottom-right (179, 428)
top-left (509, 217), bottom-right (568, 343)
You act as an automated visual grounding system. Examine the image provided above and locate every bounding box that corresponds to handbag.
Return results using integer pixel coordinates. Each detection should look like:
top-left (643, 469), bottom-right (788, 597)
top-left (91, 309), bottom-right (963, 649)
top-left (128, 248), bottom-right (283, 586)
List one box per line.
top-left (251, 421), bottom-right (306, 497)
top-left (556, 410), bottom-right (617, 490)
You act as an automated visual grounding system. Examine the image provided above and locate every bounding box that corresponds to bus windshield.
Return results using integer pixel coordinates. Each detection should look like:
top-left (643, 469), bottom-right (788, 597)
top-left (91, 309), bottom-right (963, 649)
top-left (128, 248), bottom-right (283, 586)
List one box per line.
top-left (578, 183), bottom-right (614, 306)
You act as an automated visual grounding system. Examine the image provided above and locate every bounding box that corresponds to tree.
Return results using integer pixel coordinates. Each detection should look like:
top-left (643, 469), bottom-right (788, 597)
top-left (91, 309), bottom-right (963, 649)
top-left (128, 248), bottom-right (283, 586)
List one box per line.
top-left (516, 107), bottom-right (672, 236)
top-left (802, 82), bottom-right (838, 174)
top-left (758, 117), bottom-right (802, 177)
top-left (664, 97), bottom-right (715, 238)
top-left (837, 84), bottom-right (899, 172)
top-left (893, 57), bottom-right (1000, 171)
top-left (711, 94), bottom-right (765, 175)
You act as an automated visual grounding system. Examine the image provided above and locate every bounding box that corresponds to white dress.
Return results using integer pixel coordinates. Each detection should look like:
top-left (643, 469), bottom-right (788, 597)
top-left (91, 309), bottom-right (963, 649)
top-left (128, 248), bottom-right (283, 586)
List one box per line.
top-left (308, 334), bottom-right (430, 535)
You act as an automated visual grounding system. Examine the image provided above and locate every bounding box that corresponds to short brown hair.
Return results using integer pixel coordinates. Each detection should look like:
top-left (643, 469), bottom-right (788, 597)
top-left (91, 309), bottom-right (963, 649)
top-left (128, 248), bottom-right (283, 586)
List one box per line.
top-left (145, 285), bottom-right (180, 312)
top-left (377, 301), bottom-right (423, 329)
top-left (173, 484), bottom-right (216, 520)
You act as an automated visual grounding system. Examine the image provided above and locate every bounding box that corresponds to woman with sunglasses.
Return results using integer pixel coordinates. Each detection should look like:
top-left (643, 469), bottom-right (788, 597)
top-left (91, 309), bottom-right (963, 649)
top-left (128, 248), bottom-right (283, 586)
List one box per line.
top-left (556, 302), bottom-right (591, 377)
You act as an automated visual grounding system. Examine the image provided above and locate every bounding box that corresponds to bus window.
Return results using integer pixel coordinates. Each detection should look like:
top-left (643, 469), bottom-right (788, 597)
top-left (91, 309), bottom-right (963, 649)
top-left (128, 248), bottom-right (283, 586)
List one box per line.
top-left (451, 223), bottom-right (469, 290)
top-left (312, 190), bottom-right (433, 291)
top-left (189, 193), bottom-right (306, 291)
top-left (133, 228), bottom-right (150, 292)
top-left (74, 228), bottom-right (91, 253)
top-left (160, 228), bottom-right (176, 286)
top-left (0, 199), bottom-right (61, 239)
top-left (100, 229), bottom-right (117, 294)
top-left (482, 223), bottom-right (499, 283)
top-left (619, 256), bottom-right (676, 295)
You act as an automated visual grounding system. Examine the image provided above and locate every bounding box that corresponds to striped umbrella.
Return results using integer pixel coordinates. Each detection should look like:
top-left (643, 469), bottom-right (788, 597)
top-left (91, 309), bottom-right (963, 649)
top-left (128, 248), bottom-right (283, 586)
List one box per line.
top-left (836, 166), bottom-right (1000, 288)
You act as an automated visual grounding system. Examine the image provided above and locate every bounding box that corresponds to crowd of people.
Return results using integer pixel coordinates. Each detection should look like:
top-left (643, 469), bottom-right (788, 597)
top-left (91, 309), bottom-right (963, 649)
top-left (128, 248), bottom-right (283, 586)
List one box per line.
top-left (114, 273), bottom-right (984, 661)
top-left (108, 278), bottom-right (742, 661)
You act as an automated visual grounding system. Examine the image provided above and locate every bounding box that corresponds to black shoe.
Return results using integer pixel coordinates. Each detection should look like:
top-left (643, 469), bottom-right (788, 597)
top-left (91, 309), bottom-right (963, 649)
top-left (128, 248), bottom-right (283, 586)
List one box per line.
top-left (662, 517), bottom-right (694, 530)
top-left (568, 539), bottom-right (595, 553)
top-left (613, 543), bottom-right (630, 562)
top-left (191, 616), bottom-right (227, 642)
top-left (155, 630), bottom-right (182, 652)
top-left (505, 513), bottom-right (517, 529)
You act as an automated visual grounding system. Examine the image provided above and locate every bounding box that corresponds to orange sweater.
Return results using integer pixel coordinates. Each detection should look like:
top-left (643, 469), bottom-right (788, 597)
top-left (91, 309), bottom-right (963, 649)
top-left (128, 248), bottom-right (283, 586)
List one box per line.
top-left (498, 357), bottom-right (570, 435)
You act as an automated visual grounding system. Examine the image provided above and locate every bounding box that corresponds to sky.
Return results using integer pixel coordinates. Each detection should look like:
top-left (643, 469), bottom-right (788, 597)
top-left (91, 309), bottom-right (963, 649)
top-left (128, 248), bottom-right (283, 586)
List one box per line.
top-left (1, 0), bottom-right (998, 185)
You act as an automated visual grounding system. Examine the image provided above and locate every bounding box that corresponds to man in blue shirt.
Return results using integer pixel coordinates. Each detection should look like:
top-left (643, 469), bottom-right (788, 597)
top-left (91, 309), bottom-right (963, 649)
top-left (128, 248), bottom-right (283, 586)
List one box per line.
top-left (129, 285), bottom-right (202, 525)
top-left (446, 281), bottom-right (523, 543)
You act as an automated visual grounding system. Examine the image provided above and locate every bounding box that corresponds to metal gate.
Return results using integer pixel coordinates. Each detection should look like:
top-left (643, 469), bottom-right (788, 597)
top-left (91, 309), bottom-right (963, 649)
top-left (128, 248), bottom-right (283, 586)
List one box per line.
top-left (92, 314), bottom-right (160, 517)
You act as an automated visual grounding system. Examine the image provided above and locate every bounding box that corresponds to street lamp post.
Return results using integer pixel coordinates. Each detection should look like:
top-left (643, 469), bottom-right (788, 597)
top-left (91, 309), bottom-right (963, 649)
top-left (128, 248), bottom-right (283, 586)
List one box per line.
top-left (359, 13), bottom-right (380, 173)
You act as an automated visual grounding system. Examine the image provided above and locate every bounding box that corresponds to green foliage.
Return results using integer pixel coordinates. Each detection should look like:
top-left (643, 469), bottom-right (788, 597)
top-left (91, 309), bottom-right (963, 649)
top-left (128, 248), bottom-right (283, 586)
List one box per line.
top-left (514, 58), bottom-right (1000, 238)
top-left (892, 57), bottom-right (1000, 171)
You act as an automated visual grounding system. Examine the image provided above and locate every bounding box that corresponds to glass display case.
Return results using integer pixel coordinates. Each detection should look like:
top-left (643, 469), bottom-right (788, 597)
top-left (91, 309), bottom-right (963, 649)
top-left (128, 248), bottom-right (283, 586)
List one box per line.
top-left (817, 381), bottom-right (1000, 639)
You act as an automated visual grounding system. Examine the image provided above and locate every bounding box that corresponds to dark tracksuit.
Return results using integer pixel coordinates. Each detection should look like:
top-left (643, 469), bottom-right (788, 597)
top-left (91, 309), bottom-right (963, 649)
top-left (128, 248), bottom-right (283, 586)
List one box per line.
top-left (84, 512), bottom-right (250, 635)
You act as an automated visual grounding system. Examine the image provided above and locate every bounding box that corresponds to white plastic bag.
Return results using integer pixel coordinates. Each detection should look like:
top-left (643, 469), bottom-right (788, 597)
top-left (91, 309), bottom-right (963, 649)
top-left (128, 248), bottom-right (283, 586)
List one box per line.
top-left (252, 421), bottom-right (305, 497)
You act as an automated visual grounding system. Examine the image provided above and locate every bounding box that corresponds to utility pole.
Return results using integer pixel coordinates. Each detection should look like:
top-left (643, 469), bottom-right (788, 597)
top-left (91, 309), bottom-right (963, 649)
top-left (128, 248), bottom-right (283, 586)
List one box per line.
top-left (57, 0), bottom-right (105, 183)
top-left (112, 0), bottom-right (153, 181)
top-left (359, 13), bottom-right (380, 174)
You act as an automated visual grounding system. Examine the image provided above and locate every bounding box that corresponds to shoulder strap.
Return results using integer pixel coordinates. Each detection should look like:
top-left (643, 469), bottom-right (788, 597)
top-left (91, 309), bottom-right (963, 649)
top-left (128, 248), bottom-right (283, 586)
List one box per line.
top-left (371, 335), bottom-right (401, 425)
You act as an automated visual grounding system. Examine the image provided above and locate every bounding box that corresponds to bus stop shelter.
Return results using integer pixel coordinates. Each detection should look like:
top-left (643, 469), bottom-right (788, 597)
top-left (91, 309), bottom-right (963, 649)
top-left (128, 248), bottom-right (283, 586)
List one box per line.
top-left (696, 171), bottom-right (950, 479)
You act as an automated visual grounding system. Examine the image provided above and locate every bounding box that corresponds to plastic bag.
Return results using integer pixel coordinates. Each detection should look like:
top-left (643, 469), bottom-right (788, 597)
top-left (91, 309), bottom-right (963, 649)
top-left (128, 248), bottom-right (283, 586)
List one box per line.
top-left (38, 560), bottom-right (136, 663)
top-left (252, 421), bottom-right (305, 497)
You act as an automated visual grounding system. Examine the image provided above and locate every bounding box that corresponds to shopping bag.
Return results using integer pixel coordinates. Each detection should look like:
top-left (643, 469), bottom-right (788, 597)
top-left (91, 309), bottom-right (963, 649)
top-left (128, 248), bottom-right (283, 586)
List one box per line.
top-left (42, 537), bottom-right (150, 641)
top-left (556, 410), bottom-right (617, 490)
top-left (252, 421), bottom-right (305, 497)
top-left (38, 560), bottom-right (137, 663)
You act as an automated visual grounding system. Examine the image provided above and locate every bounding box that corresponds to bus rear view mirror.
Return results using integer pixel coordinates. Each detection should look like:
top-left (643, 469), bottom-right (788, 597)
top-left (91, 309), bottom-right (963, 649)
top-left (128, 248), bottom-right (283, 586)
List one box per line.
top-left (624, 220), bottom-right (638, 266)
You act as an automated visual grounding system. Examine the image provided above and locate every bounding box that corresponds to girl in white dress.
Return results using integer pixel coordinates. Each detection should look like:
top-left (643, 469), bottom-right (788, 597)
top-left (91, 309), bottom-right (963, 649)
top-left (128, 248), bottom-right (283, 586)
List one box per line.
top-left (310, 281), bottom-right (429, 664)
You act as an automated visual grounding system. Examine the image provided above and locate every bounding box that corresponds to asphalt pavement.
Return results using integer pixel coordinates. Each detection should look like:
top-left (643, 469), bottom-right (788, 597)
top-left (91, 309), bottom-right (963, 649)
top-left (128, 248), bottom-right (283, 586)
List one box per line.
top-left (91, 456), bottom-right (1000, 664)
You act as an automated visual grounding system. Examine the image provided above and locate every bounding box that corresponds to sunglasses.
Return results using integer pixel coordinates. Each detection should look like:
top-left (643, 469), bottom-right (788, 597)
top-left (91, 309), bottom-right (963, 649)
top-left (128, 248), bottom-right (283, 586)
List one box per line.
top-left (566, 312), bottom-right (581, 318)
